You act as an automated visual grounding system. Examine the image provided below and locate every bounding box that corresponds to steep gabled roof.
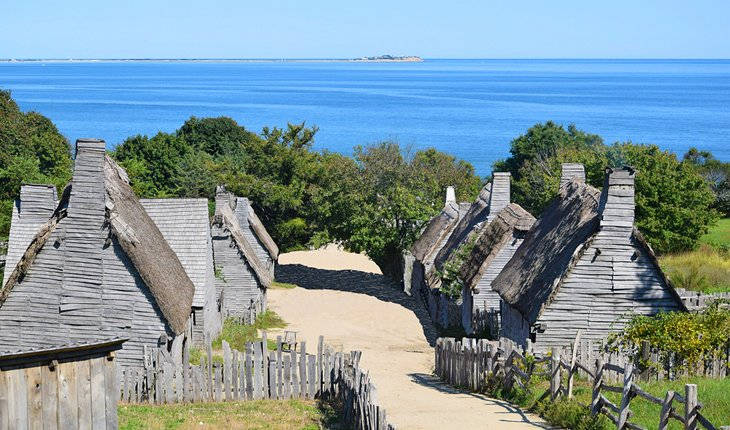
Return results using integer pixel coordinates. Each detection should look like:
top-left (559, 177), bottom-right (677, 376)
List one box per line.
top-left (140, 198), bottom-right (212, 308)
top-left (104, 156), bottom-right (195, 334)
top-left (234, 197), bottom-right (279, 260)
top-left (432, 182), bottom-right (492, 270)
top-left (2, 184), bottom-right (58, 285)
top-left (410, 201), bottom-right (460, 262)
top-left (0, 146), bottom-right (196, 336)
top-left (458, 203), bottom-right (535, 291)
top-left (214, 201), bottom-right (273, 288)
top-left (492, 180), bottom-right (602, 324)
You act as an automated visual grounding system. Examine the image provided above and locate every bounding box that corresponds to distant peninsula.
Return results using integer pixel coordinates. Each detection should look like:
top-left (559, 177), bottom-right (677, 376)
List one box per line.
top-left (351, 55), bottom-right (423, 62)
top-left (1, 56), bottom-right (424, 63)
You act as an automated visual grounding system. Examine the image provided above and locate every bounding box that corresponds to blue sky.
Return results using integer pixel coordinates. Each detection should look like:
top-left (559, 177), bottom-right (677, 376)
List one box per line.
top-left (2, 0), bottom-right (729, 59)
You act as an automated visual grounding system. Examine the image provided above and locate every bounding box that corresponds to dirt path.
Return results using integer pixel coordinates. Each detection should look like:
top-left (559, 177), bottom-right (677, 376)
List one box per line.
top-left (268, 246), bottom-right (550, 430)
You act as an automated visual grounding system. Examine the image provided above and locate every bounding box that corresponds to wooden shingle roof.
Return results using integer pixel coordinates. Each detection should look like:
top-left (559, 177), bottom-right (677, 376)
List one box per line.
top-left (140, 198), bottom-right (213, 308)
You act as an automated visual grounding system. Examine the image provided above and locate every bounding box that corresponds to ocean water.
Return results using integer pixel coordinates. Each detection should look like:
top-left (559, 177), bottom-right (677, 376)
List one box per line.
top-left (1, 59), bottom-right (729, 176)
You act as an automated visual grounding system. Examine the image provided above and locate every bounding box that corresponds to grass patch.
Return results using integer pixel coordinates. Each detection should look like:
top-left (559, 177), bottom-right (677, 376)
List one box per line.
top-left (701, 218), bottom-right (730, 248)
top-left (119, 399), bottom-right (340, 430)
top-left (507, 372), bottom-right (730, 430)
top-left (270, 281), bottom-right (298, 289)
top-left (481, 361), bottom-right (730, 430)
top-left (212, 311), bottom-right (287, 352)
top-left (660, 244), bottom-right (730, 293)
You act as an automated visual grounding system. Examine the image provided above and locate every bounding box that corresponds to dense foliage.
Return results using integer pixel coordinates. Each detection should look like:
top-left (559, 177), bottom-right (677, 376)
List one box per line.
top-left (683, 147), bottom-right (730, 217)
top-left (608, 303), bottom-right (730, 371)
top-left (494, 121), bottom-right (719, 254)
top-left (112, 116), bottom-right (481, 277)
top-left (0, 90), bottom-right (73, 241)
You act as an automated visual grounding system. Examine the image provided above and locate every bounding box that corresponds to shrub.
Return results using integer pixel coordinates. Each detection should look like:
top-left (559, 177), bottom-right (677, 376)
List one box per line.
top-left (607, 304), bottom-right (730, 371)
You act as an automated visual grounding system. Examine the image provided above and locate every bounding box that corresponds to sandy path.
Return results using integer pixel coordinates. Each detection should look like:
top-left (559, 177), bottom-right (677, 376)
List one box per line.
top-left (269, 247), bottom-right (550, 430)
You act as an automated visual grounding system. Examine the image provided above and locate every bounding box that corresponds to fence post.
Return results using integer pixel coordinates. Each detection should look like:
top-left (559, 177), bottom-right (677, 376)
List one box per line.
top-left (591, 357), bottom-right (603, 415)
top-left (684, 384), bottom-right (697, 430)
top-left (550, 347), bottom-right (561, 400)
top-left (567, 330), bottom-right (582, 398)
top-left (617, 362), bottom-right (634, 430)
top-left (640, 341), bottom-right (651, 382)
top-left (659, 390), bottom-right (675, 430)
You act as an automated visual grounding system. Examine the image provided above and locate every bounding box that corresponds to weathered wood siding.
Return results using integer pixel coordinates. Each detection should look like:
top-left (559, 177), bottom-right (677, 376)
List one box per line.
top-left (486, 173), bottom-right (510, 222)
top-left (140, 199), bottom-right (221, 347)
top-left (530, 233), bottom-right (681, 353)
top-left (2, 185), bottom-right (57, 285)
top-left (500, 301), bottom-right (531, 350)
top-left (235, 198), bottom-right (275, 276)
top-left (211, 225), bottom-right (265, 319)
top-left (471, 233), bottom-right (525, 314)
top-left (0, 141), bottom-right (178, 372)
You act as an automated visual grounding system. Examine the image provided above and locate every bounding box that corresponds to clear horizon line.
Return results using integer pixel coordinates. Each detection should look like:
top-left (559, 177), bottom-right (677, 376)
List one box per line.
top-left (2, 57), bottom-right (730, 61)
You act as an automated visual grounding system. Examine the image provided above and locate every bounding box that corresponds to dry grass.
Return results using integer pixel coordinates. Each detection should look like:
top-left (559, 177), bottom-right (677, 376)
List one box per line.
top-left (660, 244), bottom-right (730, 293)
top-left (118, 399), bottom-right (338, 430)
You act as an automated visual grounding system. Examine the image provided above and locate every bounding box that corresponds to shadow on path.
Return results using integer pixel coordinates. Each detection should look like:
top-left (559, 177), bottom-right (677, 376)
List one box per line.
top-left (407, 373), bottom-right (555, 429)
top-left (276, 263), bottom-right (439, 345)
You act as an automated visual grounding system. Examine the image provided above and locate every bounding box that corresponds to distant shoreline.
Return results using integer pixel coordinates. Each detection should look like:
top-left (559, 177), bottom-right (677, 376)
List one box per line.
top-left (0, 57), bottom-right (424, 63)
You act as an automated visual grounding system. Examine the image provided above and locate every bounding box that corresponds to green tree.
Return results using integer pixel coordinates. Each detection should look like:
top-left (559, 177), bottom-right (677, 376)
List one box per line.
top-left (337, 142), bottom-right (481, 278)
top-left (0, 90), bottom-right (72, 240)
top-left (683, 147), bottom-right (730, 217)
top-left (495, 121), bottom-right (718, 254)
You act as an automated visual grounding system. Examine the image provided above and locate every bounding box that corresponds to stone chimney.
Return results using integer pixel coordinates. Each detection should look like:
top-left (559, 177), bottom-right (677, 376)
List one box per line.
top-left (18, 184), bottom-right (57, 219)
top-left (487, 172), bottom-right (510, 222)
top-left (560, 163), bottom-right (585, 189)
top-left (599, 166), bottom-right (635, 235)
top-left (445, 186), bottom-right (456, 206)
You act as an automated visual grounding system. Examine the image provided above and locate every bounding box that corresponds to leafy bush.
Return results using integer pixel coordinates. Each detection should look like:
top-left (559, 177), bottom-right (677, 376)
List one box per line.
top-left (607, 304), bottom-right (730, 371)
top-left (533, 399), bottom-right (609, 430)
top-left (437, 235), bottom-right (478, 299)
top-left (494, 122), bottom-right (719, 254)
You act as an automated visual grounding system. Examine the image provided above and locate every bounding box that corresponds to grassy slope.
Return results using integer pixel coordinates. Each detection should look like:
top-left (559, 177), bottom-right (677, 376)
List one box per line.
top-left (119, 399), bottom-right (337, 430)
top-left (660, 218), bottom-right (730, 293)
top-left (519, 375), bottom-right (730, 430)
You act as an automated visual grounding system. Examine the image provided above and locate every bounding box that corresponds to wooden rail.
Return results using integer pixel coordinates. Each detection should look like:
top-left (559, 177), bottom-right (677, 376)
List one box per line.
top-left (435, 337), bottom-right (727, 430)
top-left (120, 333), bottom-right (395, 430)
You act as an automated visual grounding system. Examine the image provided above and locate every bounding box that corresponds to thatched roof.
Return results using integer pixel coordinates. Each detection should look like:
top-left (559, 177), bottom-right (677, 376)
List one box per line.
top-left (235, 197), bottom-right (279, 260)
top-left (104, 156), bottom-right (195, 334)
top-left (492, 180), bottom-right (602, 324)
top-left (458, 203), bottom-right (535, 291)
top-left (432, 182), bottom-right (492, 269)
top-left (410, 201), bottom-right (460, 262)
top-left (140, 198), bottom-right (213, 308)
top-left (214, 201), bottom-right (273, 288)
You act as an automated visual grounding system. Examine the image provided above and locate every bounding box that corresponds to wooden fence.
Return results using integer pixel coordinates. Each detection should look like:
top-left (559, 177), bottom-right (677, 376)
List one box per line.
top-left (435, 337), bottom-right (728, 430)
top-left (551, 339), bottom-right (730, 381)
top-left (675, 288), bottom-right (730, 312)
top-left (0, 338), bottom-right (125, 430)
top-left (120, 333), bottom-right (395, 430)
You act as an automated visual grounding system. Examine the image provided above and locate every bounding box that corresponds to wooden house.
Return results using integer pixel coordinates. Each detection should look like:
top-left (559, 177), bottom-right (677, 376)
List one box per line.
top-left (139, 198), bottom-right (221, 346)
top-left (493, 166), bottom-right (685, 352)
top-left (211, 187), bottom-right (277, 321)
top-left (457, 204), bottom-right (535, 334)
top-left (0, 139), bottom-right (195, 370)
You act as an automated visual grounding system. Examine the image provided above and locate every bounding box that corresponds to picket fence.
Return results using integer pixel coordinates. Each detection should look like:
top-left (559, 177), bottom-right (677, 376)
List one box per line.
top-left (435, 337), bottom-right (727, 430)
top-left (675, 288), bottom-right (730, 312)
top-left (119, 333), bottom-right (395, 430)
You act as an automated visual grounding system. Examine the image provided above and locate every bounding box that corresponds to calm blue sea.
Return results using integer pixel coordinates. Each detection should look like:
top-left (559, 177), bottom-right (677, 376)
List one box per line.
top-left (1, 59), bottom-right (729, 176)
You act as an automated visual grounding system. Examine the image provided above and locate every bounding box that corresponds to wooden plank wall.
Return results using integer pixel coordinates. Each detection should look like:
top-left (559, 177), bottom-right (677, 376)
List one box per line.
top-left (118, 334), bottom-right (395, 430)
top-left (0, 354), bottom-right (119, 430)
